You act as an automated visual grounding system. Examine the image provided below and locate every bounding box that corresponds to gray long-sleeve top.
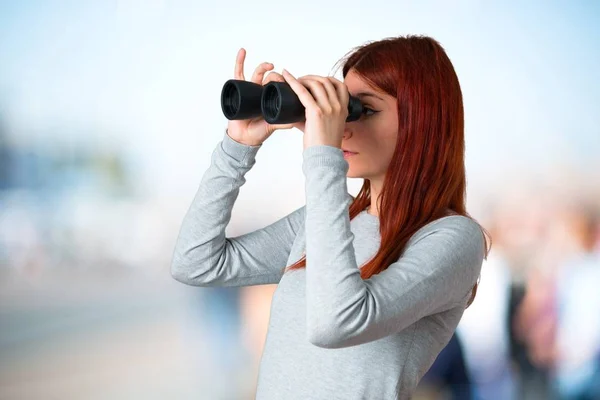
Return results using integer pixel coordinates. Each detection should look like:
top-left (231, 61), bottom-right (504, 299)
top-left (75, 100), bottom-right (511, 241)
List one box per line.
top-left (170, 130), bottom-right (485, 400)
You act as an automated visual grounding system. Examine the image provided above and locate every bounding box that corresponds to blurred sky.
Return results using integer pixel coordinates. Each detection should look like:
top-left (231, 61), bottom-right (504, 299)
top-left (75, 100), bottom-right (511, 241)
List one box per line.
top-left (0, 0), bottom-right (599, 208)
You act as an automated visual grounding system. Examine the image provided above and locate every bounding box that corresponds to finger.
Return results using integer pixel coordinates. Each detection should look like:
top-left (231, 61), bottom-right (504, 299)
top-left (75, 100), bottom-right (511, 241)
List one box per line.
top-left (263, 71), bottom-right (285, 84)
top-left (251, 62), bottom-right (274, 85)
top-left (301, 78), bottom-right (333, 113)
top-left (271, 122), bottom-right (294, 130)
top-left (234, 48), bottom-right (246, 80)
top-left (282, 69), bottom-right (319, 111)
top-left (328, 77), bottom-right (350, 109)
top-left (302, 75), bottom-right (342, 112)
top-left (319, 76), bottom-right (343, 111)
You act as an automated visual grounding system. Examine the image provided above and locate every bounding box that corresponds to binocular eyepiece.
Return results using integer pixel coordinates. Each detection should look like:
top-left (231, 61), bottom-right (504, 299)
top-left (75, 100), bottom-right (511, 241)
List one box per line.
top-left (220, 79), bottom-right (364, 125)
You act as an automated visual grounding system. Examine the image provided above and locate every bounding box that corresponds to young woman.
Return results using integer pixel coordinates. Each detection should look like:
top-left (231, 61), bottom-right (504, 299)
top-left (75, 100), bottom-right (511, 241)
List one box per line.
top-left (171, 35), bottom-right (491, 400)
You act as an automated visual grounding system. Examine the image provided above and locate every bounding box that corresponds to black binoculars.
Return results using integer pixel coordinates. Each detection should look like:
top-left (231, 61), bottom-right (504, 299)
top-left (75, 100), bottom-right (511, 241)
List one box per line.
top-left (220, 79), bottom-right (364, 125)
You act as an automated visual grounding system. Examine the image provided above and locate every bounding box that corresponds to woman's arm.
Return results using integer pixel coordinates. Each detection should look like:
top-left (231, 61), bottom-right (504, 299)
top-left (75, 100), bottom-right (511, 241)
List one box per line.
top-left (170, 130), bottom-right (305, 287)
top-left (301, 145), bottom-right (485, 348)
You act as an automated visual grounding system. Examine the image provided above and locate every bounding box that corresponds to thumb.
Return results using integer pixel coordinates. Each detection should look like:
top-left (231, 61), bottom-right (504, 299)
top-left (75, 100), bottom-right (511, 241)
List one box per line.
top-left (271, 123), bottom-right (294, 130)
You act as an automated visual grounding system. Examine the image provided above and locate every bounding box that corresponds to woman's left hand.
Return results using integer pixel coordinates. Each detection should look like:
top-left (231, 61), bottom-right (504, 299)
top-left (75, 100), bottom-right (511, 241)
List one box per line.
top-left (281, 69), bottom-right (349, 151)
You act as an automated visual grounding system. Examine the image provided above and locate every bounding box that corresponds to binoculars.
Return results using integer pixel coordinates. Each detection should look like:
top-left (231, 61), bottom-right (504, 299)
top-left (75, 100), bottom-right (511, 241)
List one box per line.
top-left (220, 79), bottom-right (364, 125)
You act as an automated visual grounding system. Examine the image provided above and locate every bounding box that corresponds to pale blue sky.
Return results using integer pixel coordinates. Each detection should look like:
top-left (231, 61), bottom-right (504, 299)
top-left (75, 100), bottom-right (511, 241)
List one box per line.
top-left (0, 0), bottom-right (598, 204)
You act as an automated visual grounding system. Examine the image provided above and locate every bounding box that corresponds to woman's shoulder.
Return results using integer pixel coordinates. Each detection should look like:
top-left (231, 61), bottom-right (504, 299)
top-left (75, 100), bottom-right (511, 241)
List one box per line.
top-left (404, 215), bottom-right (486, 285)
top-left (408, 213), bottom-right (485, 254)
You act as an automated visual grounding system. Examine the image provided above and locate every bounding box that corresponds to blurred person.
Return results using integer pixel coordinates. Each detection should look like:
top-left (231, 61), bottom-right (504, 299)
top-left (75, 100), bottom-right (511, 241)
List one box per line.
top-left (551, 205), bottom-right (600, 400)
top-left (417, 333), bottom-right (474, 400)
top-left (171, 35), bottom-right (490, 400)
top-left (506, 191), bottom-right (559, 400)
top-left (512, 262), bottom-right (557, 400)
top-left (456, 208), bottom-right (517, 400)
top-left (176, 283), bottom-right (247, 398)
top-left (191, 286), bottom-right (247, 398)
top-left (511, 198), bottom-right (595, 400)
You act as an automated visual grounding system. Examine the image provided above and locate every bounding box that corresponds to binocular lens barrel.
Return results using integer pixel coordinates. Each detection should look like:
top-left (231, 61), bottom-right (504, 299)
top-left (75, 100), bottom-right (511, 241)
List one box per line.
top-left (220, 79), bottom-right (264, 120)
top-left (261, 82), bottom-right (307, 125)
top-left (262, 84), bottom-right (282, 122)
top-left (221, 79), bottom-right (364, 125)
top-left (221, 83), bottom-right (240, 118)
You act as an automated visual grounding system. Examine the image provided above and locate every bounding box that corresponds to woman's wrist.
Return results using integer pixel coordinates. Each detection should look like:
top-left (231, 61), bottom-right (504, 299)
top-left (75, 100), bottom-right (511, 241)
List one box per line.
top-left (226, 129), bottom-right (263, 147)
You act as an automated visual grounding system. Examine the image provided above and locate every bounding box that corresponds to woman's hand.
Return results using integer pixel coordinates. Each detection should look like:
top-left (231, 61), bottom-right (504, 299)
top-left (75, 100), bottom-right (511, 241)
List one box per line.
top-left (281, 69), bottom-right (349, 151)
top-left (227, 48), bottom-right (305, 146)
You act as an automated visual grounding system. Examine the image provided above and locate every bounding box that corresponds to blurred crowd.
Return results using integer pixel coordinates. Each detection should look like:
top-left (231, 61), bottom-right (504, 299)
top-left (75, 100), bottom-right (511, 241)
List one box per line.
top-left (416, 183), bottom-right (600, 400)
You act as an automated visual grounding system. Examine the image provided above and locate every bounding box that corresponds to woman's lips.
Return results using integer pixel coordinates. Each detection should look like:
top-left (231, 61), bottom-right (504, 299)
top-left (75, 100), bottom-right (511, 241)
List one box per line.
top-left (343, 151), bottom-right (357, 157)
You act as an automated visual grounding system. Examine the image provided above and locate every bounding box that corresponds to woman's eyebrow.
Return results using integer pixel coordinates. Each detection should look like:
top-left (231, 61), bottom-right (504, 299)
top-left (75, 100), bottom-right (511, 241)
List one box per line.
top-left (354, 92), bottom-right (384, 101)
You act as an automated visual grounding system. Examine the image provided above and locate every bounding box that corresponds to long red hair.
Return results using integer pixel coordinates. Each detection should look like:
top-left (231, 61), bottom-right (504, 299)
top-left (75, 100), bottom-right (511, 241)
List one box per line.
top-left (283, 35), bottom-right (491, 307)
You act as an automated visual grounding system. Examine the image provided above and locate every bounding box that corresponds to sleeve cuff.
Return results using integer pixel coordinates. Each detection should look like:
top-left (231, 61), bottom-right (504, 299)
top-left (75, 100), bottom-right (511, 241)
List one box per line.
top-left (302, 145), bottom-right (348, 172)
top-left (221, 128), bottom-right (262, 166)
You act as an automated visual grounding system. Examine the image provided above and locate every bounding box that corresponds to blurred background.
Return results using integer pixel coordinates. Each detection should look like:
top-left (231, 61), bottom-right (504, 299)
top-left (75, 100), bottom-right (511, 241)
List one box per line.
top-left (1, 0), bottom-right (599, 399)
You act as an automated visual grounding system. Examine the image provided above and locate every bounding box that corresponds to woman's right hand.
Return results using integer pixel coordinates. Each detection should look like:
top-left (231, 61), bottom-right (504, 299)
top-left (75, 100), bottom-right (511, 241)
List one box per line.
top-left (226, 48), bottom-right (305, 146)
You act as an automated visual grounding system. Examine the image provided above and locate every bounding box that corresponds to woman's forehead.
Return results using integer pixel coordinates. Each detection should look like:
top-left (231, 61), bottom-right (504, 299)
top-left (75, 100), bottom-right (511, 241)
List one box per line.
top-left (344, 69), bottom-right (388, 99)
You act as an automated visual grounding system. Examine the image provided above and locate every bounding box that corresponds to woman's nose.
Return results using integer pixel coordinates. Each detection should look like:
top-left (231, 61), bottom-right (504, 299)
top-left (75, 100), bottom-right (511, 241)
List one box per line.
top-left (343, 126), bottom-right (353, 140)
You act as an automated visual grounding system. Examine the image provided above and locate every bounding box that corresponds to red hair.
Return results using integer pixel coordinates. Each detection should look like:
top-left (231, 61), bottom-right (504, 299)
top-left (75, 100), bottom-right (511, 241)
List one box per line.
top-left (284, 35), bottom-right (491, 307)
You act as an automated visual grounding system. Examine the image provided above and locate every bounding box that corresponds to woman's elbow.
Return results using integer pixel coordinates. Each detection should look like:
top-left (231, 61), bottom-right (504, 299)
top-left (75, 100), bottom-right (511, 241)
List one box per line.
top-left (307, 329), bottom-right (341, 349)
top-left (169, 255), bottom-right (213, 286)
top-left (306, 315), bottom-right (347, 349)
top-left (170, 256), bottom-right (193, 284)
